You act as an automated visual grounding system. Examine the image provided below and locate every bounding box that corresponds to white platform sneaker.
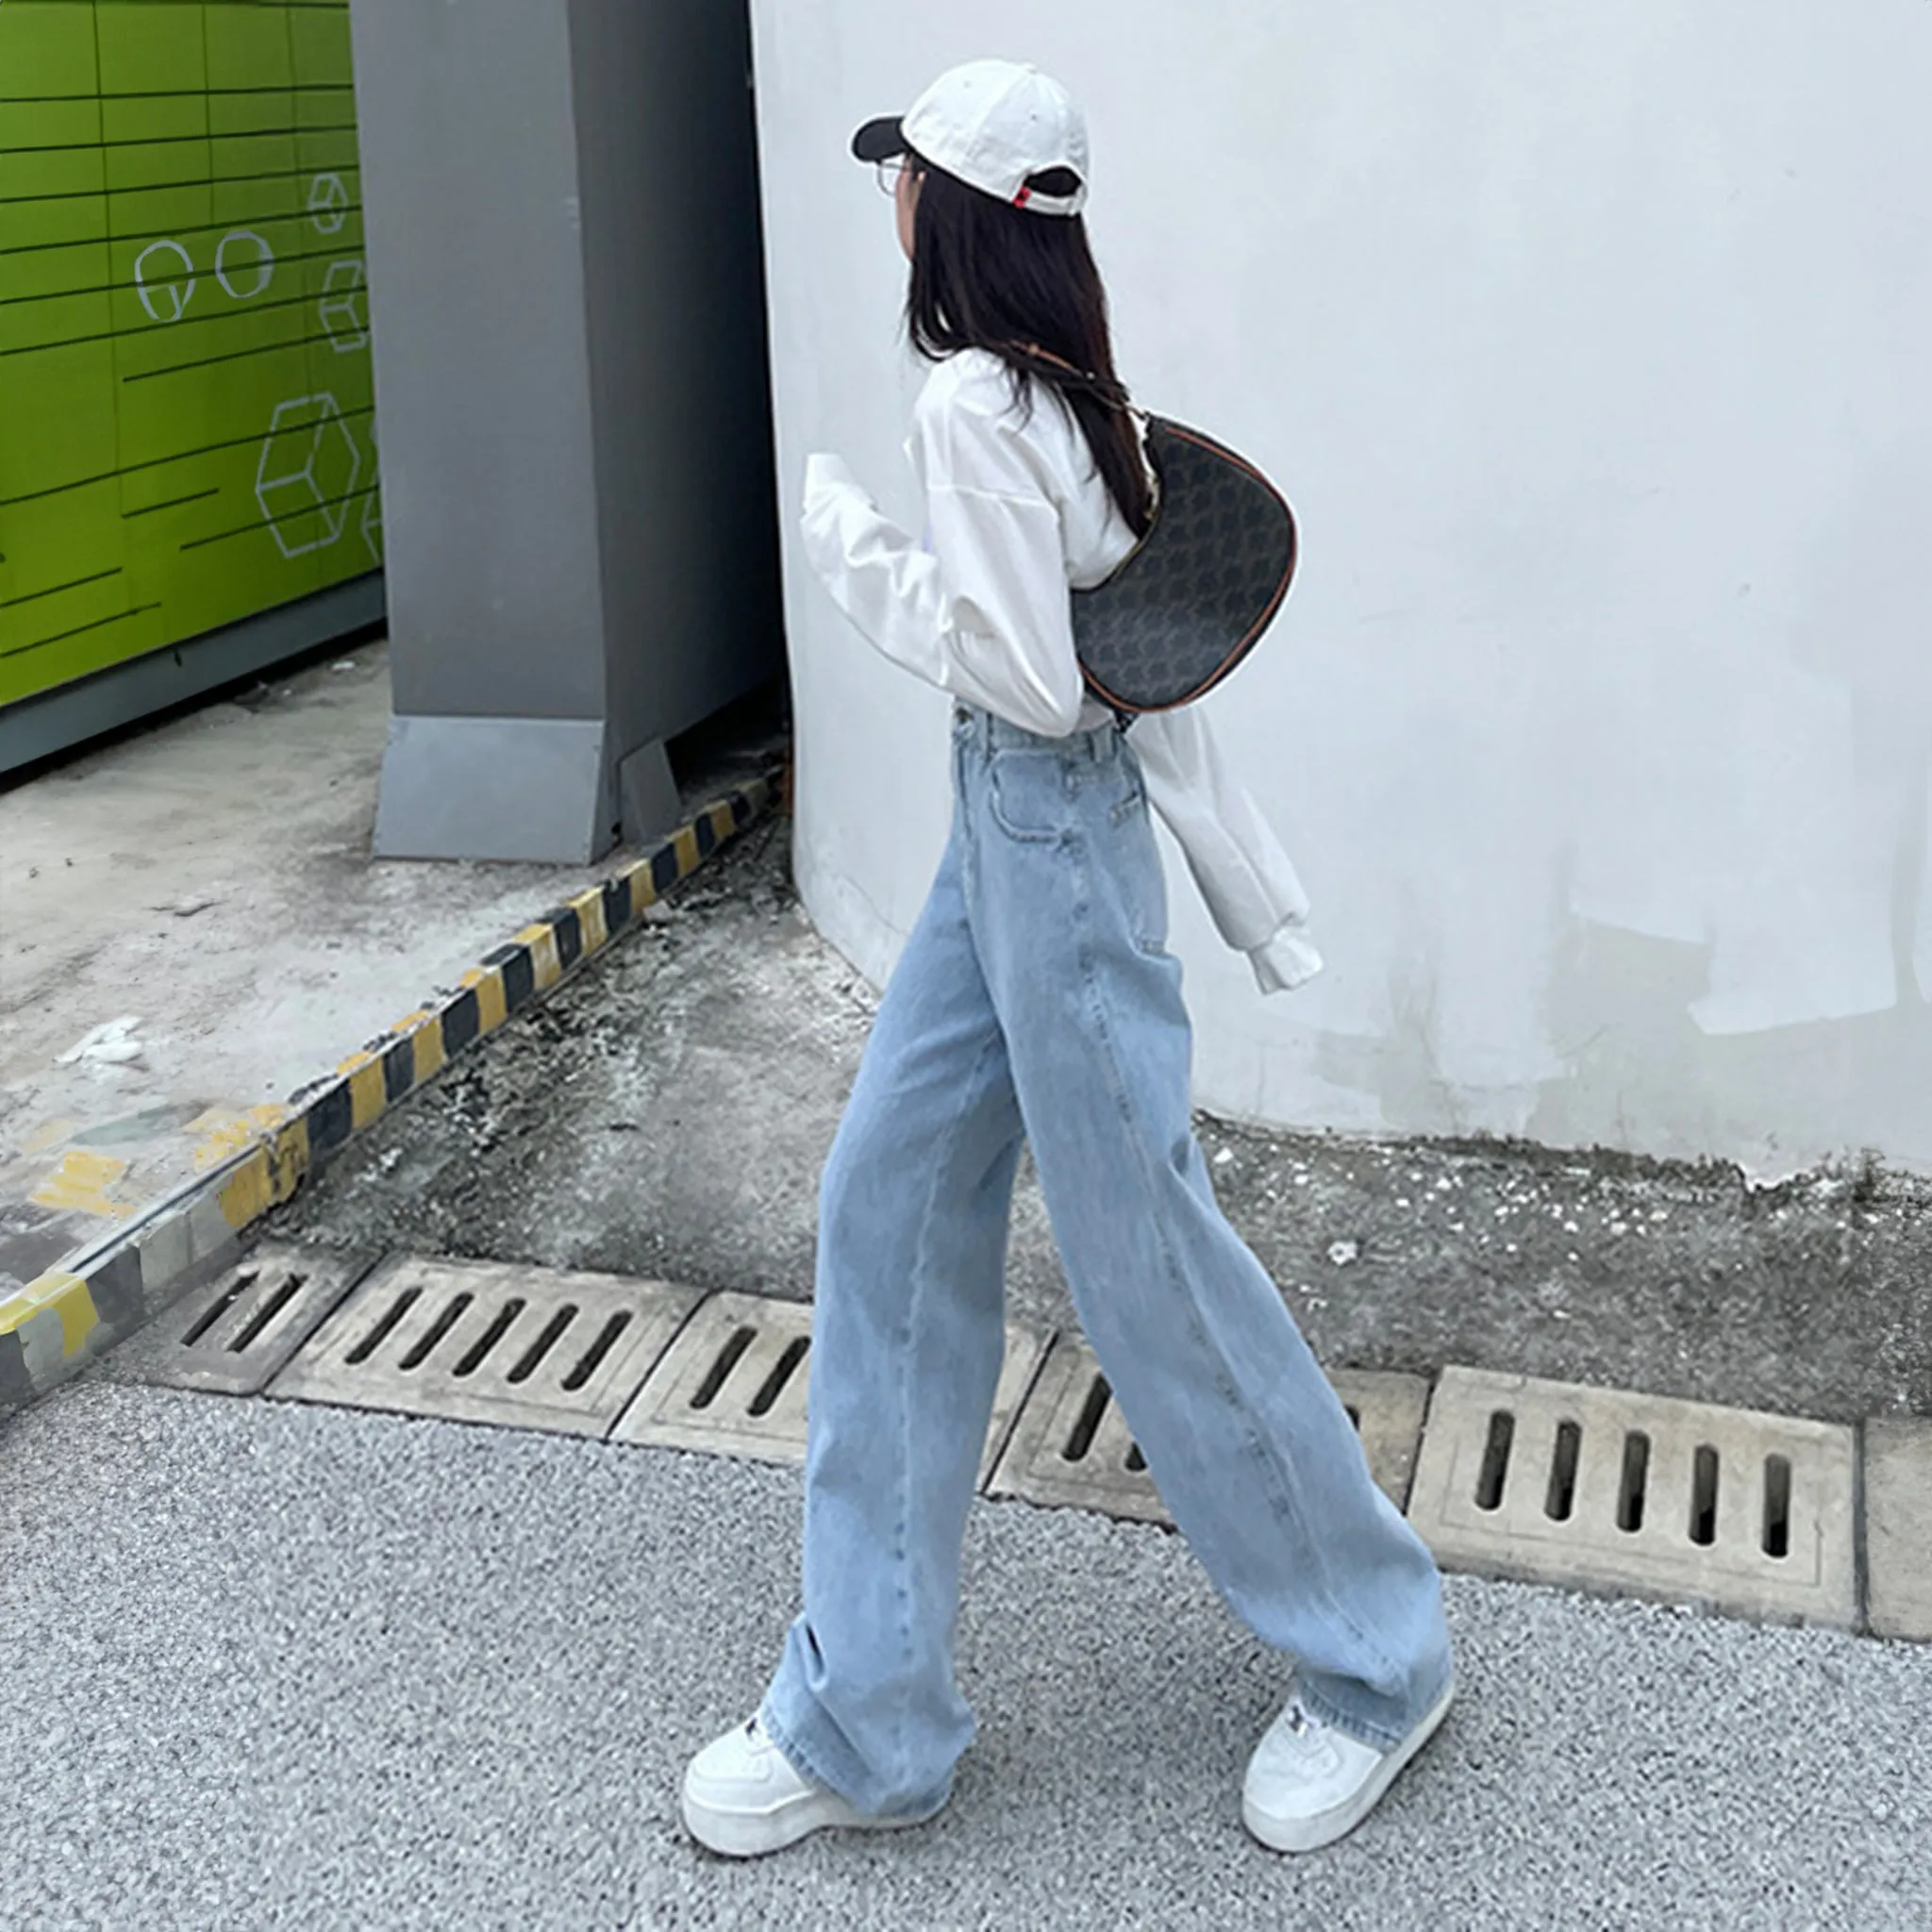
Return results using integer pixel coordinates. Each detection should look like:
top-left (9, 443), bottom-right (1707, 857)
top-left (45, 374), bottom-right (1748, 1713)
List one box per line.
top-left (1241, 1681), bottom-right (1455, 1854)
top-left (681, 1716), bottom-right (945, 1858)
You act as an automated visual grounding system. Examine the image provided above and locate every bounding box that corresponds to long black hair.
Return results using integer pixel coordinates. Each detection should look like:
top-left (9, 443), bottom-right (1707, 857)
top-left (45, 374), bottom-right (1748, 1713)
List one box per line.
top-left (905, 159), bottom-right (1154, 538)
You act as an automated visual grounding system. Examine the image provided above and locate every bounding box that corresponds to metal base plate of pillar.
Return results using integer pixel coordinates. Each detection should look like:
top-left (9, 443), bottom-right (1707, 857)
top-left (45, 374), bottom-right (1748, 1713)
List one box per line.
top-left (374, 713), bottom-right (613, 863)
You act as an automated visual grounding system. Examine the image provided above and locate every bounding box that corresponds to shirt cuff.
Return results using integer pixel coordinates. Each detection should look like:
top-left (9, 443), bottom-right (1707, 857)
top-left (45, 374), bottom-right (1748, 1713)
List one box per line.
top-left (1247, 923), bottom-right (1324, 995)
top-left (802, 450), bottom-right (863, 509)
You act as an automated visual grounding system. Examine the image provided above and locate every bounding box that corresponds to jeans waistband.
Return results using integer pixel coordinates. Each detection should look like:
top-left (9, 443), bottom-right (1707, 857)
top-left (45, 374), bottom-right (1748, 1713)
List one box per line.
top-left (952, 702), bottom-right (1124, 763)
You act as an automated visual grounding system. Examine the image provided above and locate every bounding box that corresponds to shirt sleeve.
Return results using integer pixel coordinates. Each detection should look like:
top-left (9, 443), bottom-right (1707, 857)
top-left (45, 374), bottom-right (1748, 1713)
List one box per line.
top-left (796, 382), bottom-right (1087, 738)
top-left (1130, 702), bottom-right (1325, 994)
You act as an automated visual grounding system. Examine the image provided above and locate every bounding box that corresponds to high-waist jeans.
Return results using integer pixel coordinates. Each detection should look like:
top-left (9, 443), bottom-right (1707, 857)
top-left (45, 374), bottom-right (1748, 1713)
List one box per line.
top-left (760, 705), bottom-right (1452, 1817)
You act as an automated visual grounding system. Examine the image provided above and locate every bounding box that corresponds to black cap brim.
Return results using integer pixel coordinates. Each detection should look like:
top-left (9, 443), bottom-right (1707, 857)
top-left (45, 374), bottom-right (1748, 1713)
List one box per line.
top-left (850, 115), bottom-right (908, 163)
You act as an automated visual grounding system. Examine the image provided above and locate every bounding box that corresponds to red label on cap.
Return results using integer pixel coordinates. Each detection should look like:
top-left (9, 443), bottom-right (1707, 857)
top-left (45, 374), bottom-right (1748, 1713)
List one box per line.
top-left (1012, 185), bottom-right (1032, 207)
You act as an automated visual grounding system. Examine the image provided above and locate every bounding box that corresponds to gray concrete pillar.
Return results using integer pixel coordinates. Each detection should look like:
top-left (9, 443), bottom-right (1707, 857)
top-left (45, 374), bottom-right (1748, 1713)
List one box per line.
top-left (351, 0), bottom-right (781, 862)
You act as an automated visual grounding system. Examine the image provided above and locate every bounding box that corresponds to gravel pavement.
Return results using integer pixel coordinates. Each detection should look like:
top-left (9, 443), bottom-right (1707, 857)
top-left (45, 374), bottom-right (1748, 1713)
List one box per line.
top-left (4, 1380), bottom-right (1926, 1930)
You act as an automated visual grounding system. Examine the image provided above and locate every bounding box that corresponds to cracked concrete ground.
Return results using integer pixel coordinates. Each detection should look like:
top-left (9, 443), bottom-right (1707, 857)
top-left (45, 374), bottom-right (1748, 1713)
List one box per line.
top-left (0, 640), bottom-right (790, 1300)
top-left (275, 813), bottom-right (1932, 1425)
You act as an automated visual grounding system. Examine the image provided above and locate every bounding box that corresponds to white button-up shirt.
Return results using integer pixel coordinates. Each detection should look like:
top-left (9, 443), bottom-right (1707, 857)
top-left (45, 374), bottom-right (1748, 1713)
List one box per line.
top-left (799, 347), bottom-right (1323, 995)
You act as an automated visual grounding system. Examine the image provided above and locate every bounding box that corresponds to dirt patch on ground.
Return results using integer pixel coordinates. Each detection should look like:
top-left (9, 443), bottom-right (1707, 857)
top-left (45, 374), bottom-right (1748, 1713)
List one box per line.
top-left (280, 816), bottom-right (1932, 1424)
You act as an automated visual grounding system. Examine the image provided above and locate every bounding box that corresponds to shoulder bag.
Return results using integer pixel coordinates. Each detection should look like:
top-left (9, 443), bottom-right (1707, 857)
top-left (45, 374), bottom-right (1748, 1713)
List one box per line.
top-left (1073, 411), bottom-right (1299, 726)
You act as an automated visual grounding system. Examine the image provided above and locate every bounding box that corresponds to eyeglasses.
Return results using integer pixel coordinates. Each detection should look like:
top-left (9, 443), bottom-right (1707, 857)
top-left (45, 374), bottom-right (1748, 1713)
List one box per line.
top-left (874, 157), bottom-right (913, 195)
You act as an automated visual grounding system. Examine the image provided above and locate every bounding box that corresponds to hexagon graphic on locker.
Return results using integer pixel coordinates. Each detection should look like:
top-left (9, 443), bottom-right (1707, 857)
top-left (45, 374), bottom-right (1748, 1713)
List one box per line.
top-left (256, 396), bottom-right (364, 559)
top-left (308, 173), bottom-right (352, 236)
top-left (321, 259), bottom-right (370, 353)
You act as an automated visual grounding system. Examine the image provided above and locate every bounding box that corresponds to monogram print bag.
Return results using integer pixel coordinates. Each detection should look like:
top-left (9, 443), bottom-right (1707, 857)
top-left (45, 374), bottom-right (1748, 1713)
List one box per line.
top-left (1073, 413), bottom-right (1298, 724)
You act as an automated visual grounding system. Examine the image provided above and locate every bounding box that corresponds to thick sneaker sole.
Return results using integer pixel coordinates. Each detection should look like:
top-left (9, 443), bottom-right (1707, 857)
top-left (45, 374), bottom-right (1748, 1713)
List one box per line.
top-left (1241, 1681), bottom-right (1456, 1856)
top-left (681, 1783), bottom-right (945, 1859)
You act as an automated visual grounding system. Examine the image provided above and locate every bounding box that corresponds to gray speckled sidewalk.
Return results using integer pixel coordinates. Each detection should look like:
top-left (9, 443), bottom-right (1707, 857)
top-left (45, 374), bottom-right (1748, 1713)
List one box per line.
top-left (4, 1381), bottom-right (1925, 1930)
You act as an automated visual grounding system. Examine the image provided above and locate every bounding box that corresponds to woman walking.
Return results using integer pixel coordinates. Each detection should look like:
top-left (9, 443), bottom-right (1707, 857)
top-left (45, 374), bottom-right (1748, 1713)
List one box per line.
top-left (683, 58), bottom-right (1453, 1858)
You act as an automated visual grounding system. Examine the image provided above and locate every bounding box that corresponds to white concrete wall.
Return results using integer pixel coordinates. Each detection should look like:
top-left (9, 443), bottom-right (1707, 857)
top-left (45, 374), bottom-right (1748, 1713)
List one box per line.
top-left (748, 2), bottom-right (1932, 1176)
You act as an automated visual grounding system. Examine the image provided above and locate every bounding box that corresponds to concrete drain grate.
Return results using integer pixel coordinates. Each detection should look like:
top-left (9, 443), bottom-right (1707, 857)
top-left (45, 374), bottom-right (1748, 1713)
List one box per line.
top-left (112, 1243), bottom-right (380, 1395)
top-left (611, 1290), bottom-right (1052, 1482)
top-left (269, 1256), bottom-right (700, 1437)
top-left (987, 1337), bottom-right (1430, 1524)
top-left (1405, 1367), bottom-right (1859, 1627)
top-left (1864, 1420), bottom-right (1932, 1642)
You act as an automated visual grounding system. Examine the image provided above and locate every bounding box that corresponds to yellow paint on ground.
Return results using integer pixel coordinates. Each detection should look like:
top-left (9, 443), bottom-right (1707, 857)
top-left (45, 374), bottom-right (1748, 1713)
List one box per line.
top-left (0, 1273), bottom-right (99, 1356)
top-left (30, 1148), bottom-right (136, 1220)
top-left (191, 1112), bottom-right (256, 1170)
top-left (673, 824), bottom-right (701, 876)
top-left (628, 864), bottom-right (658, 915)
top-left (192, 1103), bottom-right (302, 1176)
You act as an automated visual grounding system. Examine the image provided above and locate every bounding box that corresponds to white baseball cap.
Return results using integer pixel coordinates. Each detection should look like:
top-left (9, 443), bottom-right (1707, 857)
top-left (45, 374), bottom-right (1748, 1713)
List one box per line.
top-left (851, 59), bottom-right (1090, 217)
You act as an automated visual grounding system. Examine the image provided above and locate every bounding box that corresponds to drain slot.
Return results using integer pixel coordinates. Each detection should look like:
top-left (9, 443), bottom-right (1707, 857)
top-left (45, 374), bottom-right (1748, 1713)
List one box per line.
top-left (1690, 1444), bottom-right (1720, 1547)
top-left (1062, 1374), bottom-right (1111, 1464)
top-left (508, 1306), bottom-right (575, 1384)
top-left (1545, 1420), bottom-right (1582, 1522)
top-left (180, 1273), bottom-right (256, 1349)
top-left (225, 1272), bottom-right (305, 1356)
top-left (1763, 1454), bottom-right (1791, 1559)
top-left (563, 1310), bottom-right (634, 1392)
top-left (347, 1287), bottom-right (420, 1365)
top-left (1617, 1430), bottom-right (1651, 1534)
top-left (1475, 1410), bottom-right (1514, 1511)
top-left (691, 1326), bottom-right (757, 1410)
top-left (271, 1258), bottom-right (698, 1439)
top-left (1405, 1367), bottom-right (1857, 1628)
top-left (399, 1292), bottom-right (473, 1372)
top-left (747, 1336), bottom-right (809, 1418)
top-left (454, 1298), bottom-right (525, 1378)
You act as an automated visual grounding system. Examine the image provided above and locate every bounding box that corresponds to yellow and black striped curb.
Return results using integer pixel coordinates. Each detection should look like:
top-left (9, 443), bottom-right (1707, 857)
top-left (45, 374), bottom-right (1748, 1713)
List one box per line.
top-left (0, 774), bottom-right (780, 1419)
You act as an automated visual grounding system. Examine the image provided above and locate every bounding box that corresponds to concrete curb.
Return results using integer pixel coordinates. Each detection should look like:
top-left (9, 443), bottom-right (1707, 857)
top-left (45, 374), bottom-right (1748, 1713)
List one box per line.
top-left (0, 774), bottom-right (780, 1421)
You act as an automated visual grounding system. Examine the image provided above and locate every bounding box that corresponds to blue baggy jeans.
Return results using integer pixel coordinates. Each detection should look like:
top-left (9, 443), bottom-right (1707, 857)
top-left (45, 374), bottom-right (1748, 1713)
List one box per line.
top-left (760, 705), bottom-right (1452, 1816)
